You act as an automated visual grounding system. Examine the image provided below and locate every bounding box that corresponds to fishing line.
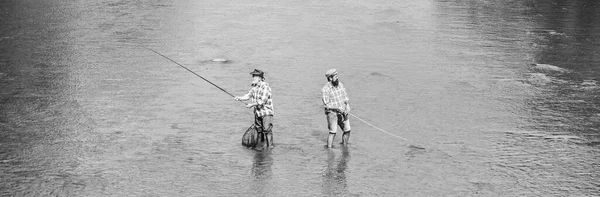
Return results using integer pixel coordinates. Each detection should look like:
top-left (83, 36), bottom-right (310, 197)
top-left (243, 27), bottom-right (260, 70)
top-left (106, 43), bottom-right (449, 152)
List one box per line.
top-left (348, 113), bottom-right (410, 141)
top-left (350, 112), bottom-right (425, 149)
top-left (147, 48), bottom-right (246, 104)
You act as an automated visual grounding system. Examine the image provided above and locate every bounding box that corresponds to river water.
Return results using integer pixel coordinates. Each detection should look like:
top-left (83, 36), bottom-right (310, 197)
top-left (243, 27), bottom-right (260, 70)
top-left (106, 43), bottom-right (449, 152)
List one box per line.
top-left (1, 0), bottom-right (599, 196)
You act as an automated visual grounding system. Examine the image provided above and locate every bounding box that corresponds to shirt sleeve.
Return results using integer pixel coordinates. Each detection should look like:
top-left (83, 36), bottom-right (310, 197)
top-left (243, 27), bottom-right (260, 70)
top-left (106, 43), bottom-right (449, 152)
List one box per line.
top-left (343, 90), bottom-right (349, 103)
top-left (338, 84), bottom-right (349, 112)
top-left (322, 86), bottom-right (331, 108)
top-left (247, 88), bottom-right (253, 99)
top-left (344, 87), bottom-right (350, 111)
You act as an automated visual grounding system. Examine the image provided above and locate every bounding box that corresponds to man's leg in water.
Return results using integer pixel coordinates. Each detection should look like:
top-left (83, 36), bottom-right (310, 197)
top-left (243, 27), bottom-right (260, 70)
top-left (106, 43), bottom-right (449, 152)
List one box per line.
top-left (263, 115), bottom-right (274, 147)
top-left (255, 114), bottom-right (265, 142)
top-left (340, 113), bottom-right (352, 145)
top-left (266, 131), bottom-right (273, 148)
top-left (341, 131), bottom-right (351, 145)
top-left (326, 112), bottom-right (338, 148)
top-left (327, 133), bottom-right (336, 148)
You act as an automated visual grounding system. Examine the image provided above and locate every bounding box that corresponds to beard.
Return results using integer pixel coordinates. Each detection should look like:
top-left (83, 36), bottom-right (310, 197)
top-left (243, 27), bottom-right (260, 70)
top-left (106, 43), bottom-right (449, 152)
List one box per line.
top-left (331, 79), bottom-right (339, 87)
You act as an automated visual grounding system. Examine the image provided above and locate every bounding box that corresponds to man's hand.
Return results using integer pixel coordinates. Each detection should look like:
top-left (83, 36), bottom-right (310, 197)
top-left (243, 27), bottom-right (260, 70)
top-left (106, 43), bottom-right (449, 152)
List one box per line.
top-left (234, 96), bottom-right (240, 101)
top-left (344, 102), bottom-right (351, 113)
top-left (340, 109), bottom-right (348, 116)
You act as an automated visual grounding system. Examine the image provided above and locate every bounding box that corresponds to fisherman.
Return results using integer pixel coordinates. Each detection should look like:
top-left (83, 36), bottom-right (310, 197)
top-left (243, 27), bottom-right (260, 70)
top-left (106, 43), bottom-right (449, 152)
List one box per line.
top-left (235, 69), bottom-right (274, 148)
top-left (322, 69), bottom-right (351, 148)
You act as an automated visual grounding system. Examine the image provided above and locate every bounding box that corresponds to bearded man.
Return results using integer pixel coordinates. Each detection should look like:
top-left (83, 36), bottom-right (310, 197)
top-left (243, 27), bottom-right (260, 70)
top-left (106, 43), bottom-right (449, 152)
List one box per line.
top-left (321, 69), bottom-right (351, 148)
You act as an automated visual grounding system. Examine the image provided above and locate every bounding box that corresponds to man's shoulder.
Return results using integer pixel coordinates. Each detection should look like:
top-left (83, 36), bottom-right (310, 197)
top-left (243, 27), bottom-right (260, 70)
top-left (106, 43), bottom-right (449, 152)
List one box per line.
top-left (259, 82), bottom-right (273, 93)
top-left (259, 82), bottom-right (271, 88)
top-left (322, 83), bottom-right (332, 91)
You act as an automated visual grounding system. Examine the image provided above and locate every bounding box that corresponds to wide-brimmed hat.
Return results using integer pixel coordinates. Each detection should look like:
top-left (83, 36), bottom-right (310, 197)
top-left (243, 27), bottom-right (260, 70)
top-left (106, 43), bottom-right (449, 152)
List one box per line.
top-left (325, 69), bottom-right (337, 77)
top-left (250, 69), bottom-right (264, 77)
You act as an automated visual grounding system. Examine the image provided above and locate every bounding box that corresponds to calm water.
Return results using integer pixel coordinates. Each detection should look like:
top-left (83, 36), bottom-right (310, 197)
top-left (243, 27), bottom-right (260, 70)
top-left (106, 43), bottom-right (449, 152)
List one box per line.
top-left (1, 0), bottom-right (599, 196)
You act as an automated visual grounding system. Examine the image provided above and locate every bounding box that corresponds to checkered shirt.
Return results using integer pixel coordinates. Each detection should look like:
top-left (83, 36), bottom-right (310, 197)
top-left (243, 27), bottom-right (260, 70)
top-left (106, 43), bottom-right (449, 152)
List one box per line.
top-left (322, 82), bottom-right (349, 112)
top-left (249, 81), bottom-right (274, 117)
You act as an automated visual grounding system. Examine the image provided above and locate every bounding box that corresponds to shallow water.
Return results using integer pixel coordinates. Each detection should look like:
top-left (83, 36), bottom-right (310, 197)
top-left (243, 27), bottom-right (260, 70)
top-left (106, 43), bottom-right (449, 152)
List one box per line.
top-left (1, 0), bottom-right (599, 196)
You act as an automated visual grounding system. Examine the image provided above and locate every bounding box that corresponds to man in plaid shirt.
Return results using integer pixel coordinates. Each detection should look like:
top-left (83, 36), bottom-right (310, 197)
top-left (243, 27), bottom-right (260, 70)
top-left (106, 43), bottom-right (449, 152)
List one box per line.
top-left (322, 69), bottom-right (351, 148)
top-left (235, 69), bottom-right (274, 148)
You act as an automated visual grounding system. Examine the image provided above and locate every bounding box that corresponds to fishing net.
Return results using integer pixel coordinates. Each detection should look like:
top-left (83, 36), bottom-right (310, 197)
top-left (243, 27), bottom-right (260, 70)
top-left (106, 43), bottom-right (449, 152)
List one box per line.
top-left (242, 124), bottom-right (272, 148)
top-left (242, 124), bottom-right (259, 147)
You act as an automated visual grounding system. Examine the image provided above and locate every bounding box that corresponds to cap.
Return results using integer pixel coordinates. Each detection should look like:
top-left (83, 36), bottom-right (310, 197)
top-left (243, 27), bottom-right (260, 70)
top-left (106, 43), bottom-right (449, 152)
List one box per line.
top-left (325, 69), bottom-right (337, 76)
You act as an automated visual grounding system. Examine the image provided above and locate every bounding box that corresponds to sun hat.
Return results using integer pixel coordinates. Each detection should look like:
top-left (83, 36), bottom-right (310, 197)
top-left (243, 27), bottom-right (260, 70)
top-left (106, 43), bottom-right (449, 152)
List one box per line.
top-left (325, 69), bottom-right (337, 76)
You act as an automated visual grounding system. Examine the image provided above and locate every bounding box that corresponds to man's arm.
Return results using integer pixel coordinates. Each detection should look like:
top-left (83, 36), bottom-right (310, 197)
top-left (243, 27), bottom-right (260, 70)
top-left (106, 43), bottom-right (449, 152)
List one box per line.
top-left (235, 90), bottom-right (252, 101)
top-left (322, 87), bottom-right (331, 109)
top-left (344, 100), bottom-right (350, 113)
top-left (342, 85), bottom-right (350, 113)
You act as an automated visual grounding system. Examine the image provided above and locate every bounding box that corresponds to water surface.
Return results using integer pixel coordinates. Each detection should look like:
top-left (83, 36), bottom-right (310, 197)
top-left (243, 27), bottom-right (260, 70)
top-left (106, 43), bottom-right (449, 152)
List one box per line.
top-left (1, 0), bottom-right (599, 196)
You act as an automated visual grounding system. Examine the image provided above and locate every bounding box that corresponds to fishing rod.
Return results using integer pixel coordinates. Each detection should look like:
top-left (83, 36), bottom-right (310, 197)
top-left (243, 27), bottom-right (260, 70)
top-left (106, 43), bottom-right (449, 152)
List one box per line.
top-left (147, 48), bottom-right (246, 104)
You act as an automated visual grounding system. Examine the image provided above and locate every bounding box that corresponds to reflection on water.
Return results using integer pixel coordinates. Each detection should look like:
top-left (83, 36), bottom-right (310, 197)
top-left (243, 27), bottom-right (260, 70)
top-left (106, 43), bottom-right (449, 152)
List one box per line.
top-left (322, 147), bottom-right (350, 197)
top-left (251, 149), bottom-right (273, 196)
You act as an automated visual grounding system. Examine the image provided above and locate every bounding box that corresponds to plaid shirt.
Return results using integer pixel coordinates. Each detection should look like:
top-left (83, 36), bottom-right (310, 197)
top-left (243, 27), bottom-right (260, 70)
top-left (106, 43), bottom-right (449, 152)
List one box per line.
top-left (322, 82), bottom-right (349, 112)
top-left (248, 81), bottom-right (274, 117)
